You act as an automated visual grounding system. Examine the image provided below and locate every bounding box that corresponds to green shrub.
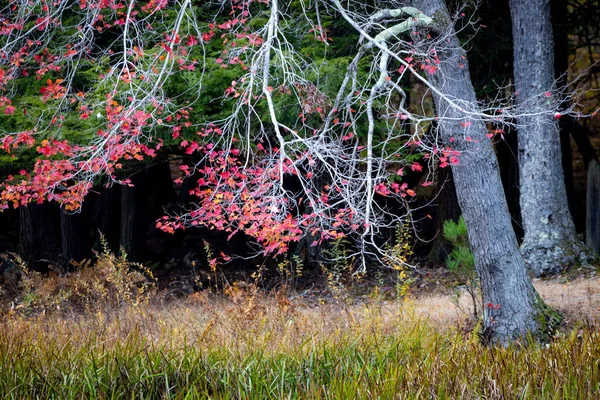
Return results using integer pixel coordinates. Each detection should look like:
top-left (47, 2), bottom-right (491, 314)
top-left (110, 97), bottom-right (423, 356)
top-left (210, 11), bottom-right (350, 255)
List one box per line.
top-left (443, 216), bottom-right (480, 320)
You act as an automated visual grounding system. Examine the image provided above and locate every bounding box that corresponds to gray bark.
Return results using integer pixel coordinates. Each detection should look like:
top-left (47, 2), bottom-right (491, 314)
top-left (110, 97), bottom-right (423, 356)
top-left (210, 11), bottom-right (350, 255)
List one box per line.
top-left (410, 0), bottom-right (555, 344)
top-left (510, 0), bottom-right (593, 276)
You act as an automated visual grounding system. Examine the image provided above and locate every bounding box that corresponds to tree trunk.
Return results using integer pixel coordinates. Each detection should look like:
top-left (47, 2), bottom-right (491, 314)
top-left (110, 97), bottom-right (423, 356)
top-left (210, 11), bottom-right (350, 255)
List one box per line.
top-left (496, 128), bottom-right (523, 239)
top-left (411, 0), bottom-right (557, 344)
top-left (586, 160), bottom-right (600, 255)
top-left (120, 171), bottom-right (149, 262)
top-left (91, 185), bottom-right (121, 254)
top-left (145, 159), bottom-right (177, 220)
top-left (60, 207), bottom-right (91, 268)
top-left (19, 203), bottom-right (61, 271)
top-left (510, 0), bottom-right (593, 276)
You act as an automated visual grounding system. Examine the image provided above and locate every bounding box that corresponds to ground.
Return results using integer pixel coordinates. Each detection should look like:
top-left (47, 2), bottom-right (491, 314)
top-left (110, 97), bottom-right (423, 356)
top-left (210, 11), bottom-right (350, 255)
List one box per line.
top-left (2, 264), bottom-right (600, 398)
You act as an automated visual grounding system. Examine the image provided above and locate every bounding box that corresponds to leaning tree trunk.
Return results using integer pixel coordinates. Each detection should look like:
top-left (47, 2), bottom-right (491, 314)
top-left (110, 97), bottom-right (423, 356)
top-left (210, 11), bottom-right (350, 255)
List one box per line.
top-left (510, 0), bottom-right (594, 276)
top-left (411, 0), bottom-right (558, 344)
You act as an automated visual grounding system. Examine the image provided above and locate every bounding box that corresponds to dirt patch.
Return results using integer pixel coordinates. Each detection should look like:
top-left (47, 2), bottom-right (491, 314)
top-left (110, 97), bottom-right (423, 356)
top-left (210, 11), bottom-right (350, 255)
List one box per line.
top-left (400, 274), bottom-right (600, 329)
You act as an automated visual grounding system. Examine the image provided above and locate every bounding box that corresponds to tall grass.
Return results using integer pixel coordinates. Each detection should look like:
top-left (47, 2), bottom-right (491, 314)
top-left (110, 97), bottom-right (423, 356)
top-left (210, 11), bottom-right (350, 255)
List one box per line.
top-left (1, 295), bottom-right (599, 399)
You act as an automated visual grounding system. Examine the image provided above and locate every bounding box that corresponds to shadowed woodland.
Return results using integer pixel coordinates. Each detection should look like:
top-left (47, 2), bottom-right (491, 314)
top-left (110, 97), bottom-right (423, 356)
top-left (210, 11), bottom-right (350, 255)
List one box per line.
top-left (0, 0), bottom-right (598, 271)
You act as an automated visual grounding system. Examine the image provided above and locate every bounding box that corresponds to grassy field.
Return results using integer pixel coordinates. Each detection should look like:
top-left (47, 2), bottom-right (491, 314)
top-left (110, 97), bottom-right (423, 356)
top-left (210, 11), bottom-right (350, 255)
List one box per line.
top-left (1, 274), bottom-right (600, 399)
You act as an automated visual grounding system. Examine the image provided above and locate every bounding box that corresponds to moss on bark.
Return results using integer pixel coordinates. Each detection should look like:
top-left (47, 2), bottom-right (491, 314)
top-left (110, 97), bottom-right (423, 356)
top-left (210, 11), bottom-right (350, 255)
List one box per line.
top-left (532, 294), bottom-right (562, 343)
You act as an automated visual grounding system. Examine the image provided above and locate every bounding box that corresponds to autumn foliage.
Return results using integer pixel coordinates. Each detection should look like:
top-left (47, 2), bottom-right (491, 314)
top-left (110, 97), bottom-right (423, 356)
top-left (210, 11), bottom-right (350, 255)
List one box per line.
top-left (0, 0), bottom-right (496, 260)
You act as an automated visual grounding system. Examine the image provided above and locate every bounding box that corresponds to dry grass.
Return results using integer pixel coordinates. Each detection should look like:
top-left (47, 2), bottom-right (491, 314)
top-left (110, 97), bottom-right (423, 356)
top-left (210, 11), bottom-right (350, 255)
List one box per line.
top-left (534, 275), bottom-right (600, 321)
top-left (1, 272), bottom-right (600, 398)
top-left (406, 275), bottom-right (600, 327)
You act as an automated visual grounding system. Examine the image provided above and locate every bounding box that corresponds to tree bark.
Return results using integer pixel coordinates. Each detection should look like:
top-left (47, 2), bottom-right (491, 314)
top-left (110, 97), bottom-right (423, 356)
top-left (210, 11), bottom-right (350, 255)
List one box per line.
top-left (90, 185), bottom-right (121, 253)
top-left (496, 128), bottom-right (523, 239)
top-left (411, 0), bottom-right (557, 344)
top-left (120, 171), bottom-right (149, 262)
top-left (145, 159), bottom-right (177, 220)
top-left (510, 0), bottom-right (594, 276)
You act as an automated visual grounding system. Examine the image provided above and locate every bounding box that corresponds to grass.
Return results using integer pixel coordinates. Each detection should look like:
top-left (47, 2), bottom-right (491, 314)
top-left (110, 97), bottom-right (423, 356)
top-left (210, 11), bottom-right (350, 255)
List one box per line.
top-left (1, 287), bottom-right (600, 399)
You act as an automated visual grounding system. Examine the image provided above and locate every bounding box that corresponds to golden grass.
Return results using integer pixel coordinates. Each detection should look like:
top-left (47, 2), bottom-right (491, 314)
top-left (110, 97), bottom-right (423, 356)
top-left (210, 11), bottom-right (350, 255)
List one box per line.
top-left (1, 274), bottom-right (600, 398)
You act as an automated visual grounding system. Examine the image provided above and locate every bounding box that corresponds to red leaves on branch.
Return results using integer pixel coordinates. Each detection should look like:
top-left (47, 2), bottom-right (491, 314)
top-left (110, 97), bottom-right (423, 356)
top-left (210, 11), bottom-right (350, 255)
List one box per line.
top-left (157, 150), bottom-right (303, 255)
top-left (40, 79), bottom-right (66, 102)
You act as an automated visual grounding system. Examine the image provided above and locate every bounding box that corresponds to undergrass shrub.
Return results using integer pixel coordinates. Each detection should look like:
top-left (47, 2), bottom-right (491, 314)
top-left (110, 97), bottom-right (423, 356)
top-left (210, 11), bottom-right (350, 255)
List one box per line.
top-left (0, 236), bottom-right (155, 316)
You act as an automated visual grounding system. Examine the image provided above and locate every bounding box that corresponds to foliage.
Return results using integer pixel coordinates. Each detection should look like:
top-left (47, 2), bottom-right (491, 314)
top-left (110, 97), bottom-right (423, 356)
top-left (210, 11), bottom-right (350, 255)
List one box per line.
top-left (1, 237), bottom-right (155, 315)
top-left (0, 0), bottom-right (468, 263)
top-left (321, 237), bottom-right (355, 300)
top-left (443, 216), bottom-right (480, 320)
top-left (277, 254), bottom-right (305, 289)
top-left (443, 216), bottom-right (474, 273)
top-left (384, 222), bottom-right (415, 299)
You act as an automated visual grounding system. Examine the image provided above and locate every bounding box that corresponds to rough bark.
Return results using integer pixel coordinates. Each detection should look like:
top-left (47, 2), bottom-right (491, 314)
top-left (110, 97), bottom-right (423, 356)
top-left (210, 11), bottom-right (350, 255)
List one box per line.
top-left (411, 0), bottom-right (557, 344)
top-left (510, 0), bottom-right (593, 276)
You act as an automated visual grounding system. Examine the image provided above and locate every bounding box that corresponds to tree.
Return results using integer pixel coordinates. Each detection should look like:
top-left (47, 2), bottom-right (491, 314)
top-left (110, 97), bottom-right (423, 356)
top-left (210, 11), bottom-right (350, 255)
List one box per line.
top-left (0, 0), bottom-right (561, 343)
top-left (510, 0), bottom-right (594, 276)
top-left (403, 0), bottom-right (557, 343)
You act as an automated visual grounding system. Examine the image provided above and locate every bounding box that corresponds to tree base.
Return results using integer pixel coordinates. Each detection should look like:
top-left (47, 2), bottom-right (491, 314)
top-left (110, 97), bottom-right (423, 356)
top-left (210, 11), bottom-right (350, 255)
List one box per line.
top-left (532, 293), bottom-right (563, 343)
top-left (521, 235), bottom-right (597, 277)
top-left (475, 292), bottom-right (562, 346)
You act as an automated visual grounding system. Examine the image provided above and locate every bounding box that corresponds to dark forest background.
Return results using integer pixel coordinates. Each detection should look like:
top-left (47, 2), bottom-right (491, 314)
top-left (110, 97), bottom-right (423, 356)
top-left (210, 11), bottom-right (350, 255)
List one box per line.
top-left (1, 0), bottom-right (599, 288)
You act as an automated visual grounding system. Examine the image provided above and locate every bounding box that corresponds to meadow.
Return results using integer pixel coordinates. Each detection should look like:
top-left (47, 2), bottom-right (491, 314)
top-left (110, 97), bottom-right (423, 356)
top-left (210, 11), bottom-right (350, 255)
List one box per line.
top-left (1, 270), bottom-right (600, 399)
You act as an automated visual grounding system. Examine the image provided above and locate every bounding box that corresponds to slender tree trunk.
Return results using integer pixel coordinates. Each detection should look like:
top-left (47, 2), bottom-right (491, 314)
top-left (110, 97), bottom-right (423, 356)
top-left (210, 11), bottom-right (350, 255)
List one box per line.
top-left (510, 0), bottom-right (593, 276)
top-left (496, 128), bottom-right (523, 239)
top-left (19, 203), bottom-right (61, 271)
top-left (60, 208), bottom-right (90, 268)
top-left (91, 185), bottom-right (121, 253)
top-left (145, 158), bottom-right (177, 220)
top-left (411, 0), bottom-right (558, 344)
top-left (120, 171), bottom-right (149, 262)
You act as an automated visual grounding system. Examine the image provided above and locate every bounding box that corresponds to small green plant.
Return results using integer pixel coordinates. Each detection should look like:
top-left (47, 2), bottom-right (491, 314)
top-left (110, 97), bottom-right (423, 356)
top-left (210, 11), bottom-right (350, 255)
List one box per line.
top-left (276, 254), bottom-right (304, 289)
top-left (384, 222), bottom-right (415, 300)
top-left (321, 237), bottom-right (354, 301)
top-left (443, 217), bottom-right (480, 320)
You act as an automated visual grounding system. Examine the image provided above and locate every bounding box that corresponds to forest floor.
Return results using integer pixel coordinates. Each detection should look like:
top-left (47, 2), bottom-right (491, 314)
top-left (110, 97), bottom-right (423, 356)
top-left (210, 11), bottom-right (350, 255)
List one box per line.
top-left (401, 266), bottom-right (600, 328)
